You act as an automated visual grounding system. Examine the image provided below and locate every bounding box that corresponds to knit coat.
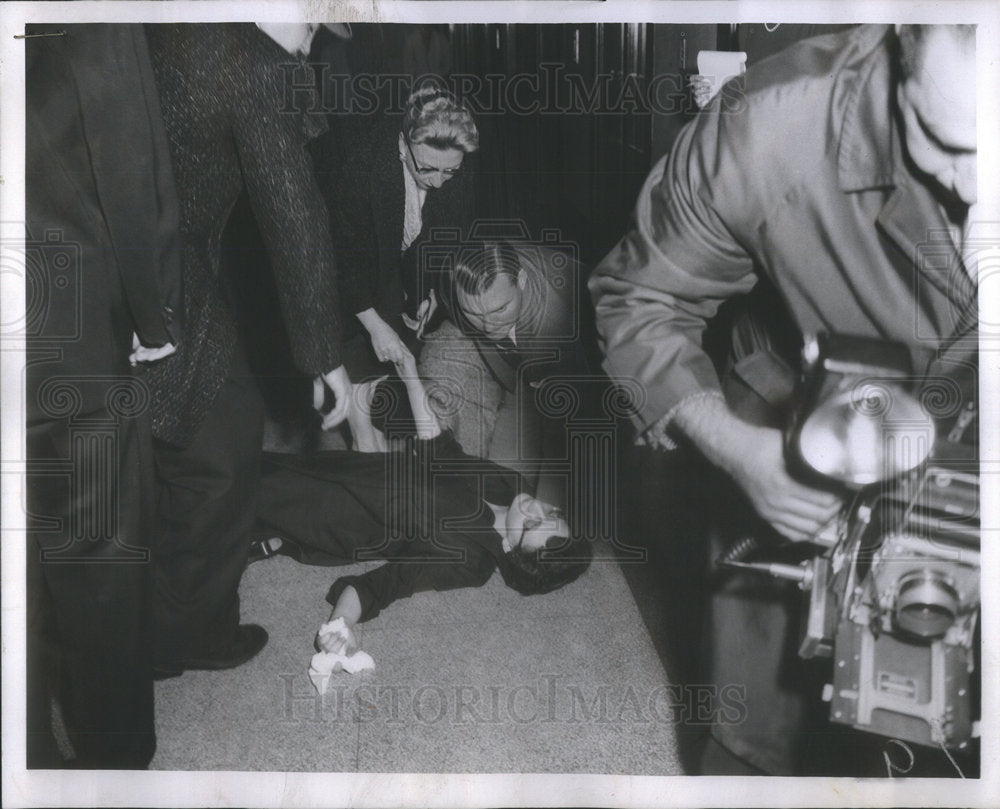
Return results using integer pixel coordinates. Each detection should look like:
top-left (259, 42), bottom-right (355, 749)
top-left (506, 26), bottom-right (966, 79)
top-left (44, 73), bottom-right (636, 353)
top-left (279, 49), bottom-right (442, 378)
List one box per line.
top-left (145, 24), bottom-right (342, 446)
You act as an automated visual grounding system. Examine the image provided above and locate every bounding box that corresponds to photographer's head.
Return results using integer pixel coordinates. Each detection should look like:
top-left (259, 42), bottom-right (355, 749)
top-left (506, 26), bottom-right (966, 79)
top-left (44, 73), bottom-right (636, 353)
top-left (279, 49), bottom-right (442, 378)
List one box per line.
top-left (895, 24), bottom-right (977, 208)
top-left (401, 83), bottom-right (479, 190)
top-left (453, 241), bottom-right (526, 341)
top-left (496, 494), bottom-right (592, 595)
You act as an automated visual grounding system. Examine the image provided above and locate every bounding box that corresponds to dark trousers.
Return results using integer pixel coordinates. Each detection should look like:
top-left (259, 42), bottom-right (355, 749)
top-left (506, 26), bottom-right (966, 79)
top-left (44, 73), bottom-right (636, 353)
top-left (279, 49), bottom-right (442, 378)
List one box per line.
top-left (27, 408), bottom-right (156, 769)
top-left (152, 368), bottom-right (265, 664)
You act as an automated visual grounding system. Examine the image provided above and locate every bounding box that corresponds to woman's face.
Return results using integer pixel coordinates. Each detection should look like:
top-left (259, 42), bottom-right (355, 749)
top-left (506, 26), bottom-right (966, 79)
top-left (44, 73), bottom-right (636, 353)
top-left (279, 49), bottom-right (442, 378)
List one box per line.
top-left (402, 137), bottom-right (464, 190)
top-left (504, 494), bottom-right (569, 553)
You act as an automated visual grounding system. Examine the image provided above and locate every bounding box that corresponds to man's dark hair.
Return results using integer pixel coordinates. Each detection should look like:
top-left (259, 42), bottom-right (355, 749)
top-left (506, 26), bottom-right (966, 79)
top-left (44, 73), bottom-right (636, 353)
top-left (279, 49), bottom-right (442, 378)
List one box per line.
top-left (452, 240), bottom-right (520, 297)
top-left (496, 531), bottom-right (593, 596)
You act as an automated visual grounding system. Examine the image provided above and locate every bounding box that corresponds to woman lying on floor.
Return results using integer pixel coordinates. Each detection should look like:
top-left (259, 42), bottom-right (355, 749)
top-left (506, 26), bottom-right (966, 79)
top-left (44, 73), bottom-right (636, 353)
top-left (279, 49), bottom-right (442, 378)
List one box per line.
top-left (249, 352), bottom-right (592, 656)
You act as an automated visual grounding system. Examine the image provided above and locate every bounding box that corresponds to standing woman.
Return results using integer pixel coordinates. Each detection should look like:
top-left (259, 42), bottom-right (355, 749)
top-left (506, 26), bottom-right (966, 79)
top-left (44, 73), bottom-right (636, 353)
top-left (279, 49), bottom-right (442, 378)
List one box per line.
top-left (312, 84), bottom-right (479, 389)
top-left (144, 24), bottom-right (351, 678)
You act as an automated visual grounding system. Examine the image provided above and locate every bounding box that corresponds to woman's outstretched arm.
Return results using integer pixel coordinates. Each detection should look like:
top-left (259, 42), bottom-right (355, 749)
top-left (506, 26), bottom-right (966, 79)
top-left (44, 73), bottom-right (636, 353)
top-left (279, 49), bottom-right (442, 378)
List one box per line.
top-left (395, 352), bottom-right (442, 440)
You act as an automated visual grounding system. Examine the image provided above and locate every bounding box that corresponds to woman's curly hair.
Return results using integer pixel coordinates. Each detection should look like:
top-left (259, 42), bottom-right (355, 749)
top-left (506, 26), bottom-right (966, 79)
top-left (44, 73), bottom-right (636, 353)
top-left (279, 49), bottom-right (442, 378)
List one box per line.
top-left (402, 82), bottom-right (479, 153)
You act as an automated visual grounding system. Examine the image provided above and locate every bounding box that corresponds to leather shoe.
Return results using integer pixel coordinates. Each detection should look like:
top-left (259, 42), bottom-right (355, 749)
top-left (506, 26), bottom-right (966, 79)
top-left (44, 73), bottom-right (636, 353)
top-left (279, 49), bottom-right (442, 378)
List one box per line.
top-left (247, 536), bottom-right (301, 565)
top-left (153, 624), bottom-right (269, 680)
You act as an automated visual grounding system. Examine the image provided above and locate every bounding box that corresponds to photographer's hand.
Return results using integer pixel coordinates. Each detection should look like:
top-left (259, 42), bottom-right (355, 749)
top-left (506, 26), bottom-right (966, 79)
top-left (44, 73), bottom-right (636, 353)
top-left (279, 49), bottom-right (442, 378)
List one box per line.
top-left (673, 394), bottom-right (841, 542)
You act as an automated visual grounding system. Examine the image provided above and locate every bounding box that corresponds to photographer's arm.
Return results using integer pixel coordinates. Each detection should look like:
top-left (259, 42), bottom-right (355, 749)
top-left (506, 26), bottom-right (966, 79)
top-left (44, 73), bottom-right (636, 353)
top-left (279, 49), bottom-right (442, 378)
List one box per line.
top-left (671, 394), bottom-right (841, 542)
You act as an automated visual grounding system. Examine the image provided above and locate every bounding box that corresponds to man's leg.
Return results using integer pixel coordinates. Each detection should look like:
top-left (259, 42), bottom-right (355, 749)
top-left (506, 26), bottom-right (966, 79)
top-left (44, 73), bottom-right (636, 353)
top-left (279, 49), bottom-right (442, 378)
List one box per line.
top-left (151, 368), bottom-right (266, 667)
top-left (419, 321), bottom-right (502, 459)
top-left (26, 410), bottom-right (156, 769)
top-left (700, 483), bottom-right (810, 775)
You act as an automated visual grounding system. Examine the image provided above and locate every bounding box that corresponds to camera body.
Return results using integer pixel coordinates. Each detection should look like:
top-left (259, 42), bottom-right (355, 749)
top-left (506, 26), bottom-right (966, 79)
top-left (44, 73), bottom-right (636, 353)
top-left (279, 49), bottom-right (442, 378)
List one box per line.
top-left (805, 461), bottom-right (979, 750)
top-left (795, 335), bottom-right (980, 750)
top-left (729, 333), bottom-right (980, 751)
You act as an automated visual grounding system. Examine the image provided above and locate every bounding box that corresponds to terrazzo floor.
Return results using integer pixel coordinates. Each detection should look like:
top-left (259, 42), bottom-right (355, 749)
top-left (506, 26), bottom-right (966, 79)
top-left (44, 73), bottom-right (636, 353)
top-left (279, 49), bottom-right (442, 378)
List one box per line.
top-left (150, 534), bottom-right (682, 774)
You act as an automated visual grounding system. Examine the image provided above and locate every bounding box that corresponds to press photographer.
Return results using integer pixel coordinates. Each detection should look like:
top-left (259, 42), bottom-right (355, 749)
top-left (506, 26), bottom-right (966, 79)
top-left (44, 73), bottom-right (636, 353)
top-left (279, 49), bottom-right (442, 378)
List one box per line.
top-left (590, 23), bottom-right (979, 775)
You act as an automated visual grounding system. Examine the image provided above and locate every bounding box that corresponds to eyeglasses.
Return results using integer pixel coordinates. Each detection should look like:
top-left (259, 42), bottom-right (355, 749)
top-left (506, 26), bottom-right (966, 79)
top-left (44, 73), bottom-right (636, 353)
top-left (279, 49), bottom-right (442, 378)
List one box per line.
top-left (405, 137), bottom-right (462, 176)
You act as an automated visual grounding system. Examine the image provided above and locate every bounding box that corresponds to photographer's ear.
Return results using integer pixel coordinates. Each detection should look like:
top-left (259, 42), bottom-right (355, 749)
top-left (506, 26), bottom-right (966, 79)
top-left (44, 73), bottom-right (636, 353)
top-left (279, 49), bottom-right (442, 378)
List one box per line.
top-left (517, 268), bottom-right (528, 290)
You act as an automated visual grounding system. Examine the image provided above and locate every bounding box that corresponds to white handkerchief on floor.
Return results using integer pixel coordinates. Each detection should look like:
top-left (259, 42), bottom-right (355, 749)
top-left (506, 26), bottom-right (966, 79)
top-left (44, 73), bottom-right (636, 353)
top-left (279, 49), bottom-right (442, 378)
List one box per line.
top-left (308, 618), bottom-right (375, 694)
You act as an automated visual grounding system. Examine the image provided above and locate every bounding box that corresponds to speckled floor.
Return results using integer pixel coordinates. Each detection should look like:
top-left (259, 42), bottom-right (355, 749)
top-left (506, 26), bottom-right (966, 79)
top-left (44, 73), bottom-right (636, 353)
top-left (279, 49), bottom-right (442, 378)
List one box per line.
top-left (150, 535), bottom-right (682, 773)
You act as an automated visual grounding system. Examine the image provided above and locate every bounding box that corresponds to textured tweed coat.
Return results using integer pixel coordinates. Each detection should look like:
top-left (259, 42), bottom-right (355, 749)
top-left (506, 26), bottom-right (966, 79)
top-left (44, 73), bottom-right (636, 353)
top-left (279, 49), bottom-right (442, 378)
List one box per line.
top-left (145, 24), bottom-right (343, 447)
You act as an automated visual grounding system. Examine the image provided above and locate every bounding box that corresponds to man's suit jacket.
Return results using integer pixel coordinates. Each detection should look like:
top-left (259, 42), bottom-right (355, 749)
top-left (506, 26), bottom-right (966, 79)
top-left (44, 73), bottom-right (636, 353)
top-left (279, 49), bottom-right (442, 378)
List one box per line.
top-left (422, 243), bottom-right (596, 510)
top-left (25, 24), bottom-right (183, 423)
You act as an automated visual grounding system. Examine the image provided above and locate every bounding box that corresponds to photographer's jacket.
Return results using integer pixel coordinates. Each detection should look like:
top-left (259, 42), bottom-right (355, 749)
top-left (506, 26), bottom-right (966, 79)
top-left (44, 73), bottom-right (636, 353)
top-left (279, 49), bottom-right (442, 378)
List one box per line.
top-left (590, 24), bottom-right (977, 445)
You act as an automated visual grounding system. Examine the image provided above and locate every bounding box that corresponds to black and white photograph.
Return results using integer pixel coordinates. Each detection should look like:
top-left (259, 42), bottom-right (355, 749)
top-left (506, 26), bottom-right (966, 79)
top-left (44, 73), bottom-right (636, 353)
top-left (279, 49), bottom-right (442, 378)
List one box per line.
top-left (1, 1), bottom-right (997, 807)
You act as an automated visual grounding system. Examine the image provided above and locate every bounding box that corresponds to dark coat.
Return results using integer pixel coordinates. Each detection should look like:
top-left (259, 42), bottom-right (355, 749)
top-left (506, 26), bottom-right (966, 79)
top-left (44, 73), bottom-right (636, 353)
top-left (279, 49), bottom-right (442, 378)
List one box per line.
top-left (311, 115), bottom-right (477, 339)
top-left (25, 23), bottom-right (183, 423)
top-left (255, 432), bottom-right (522, 622)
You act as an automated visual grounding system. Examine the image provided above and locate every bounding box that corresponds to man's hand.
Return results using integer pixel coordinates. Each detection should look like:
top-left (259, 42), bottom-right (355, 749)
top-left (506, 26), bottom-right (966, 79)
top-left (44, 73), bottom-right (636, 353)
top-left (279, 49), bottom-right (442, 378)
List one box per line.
top-left (318, 584), bottom-right (363, 655)
top-left (129, 333), bottom-right (177, 366)
top-left (673, 395), bottom-right (841, 543)
top-left (313, 365), bottom-right (352, 430)
top-left (726, 426), bottom-right (841, 542)
top-left (688, 74), bottom-right (715, 109)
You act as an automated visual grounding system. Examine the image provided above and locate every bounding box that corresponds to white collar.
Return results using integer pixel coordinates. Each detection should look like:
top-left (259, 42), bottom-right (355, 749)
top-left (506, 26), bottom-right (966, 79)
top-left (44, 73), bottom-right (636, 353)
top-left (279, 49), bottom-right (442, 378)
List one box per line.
top-left (256, 23), bottom-right (319, 57)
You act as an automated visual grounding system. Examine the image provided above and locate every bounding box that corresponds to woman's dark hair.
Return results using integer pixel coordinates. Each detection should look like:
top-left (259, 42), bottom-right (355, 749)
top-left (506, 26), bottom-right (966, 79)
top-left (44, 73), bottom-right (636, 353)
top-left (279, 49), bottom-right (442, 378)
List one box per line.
top-left (496, 531), bottom-right (593, 596)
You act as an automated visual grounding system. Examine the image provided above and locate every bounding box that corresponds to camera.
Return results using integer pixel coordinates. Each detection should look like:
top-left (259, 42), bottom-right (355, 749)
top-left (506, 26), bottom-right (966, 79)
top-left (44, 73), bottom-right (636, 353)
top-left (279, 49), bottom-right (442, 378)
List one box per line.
top-left (720, 333), bottom-right (980, 750)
